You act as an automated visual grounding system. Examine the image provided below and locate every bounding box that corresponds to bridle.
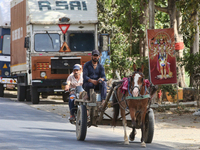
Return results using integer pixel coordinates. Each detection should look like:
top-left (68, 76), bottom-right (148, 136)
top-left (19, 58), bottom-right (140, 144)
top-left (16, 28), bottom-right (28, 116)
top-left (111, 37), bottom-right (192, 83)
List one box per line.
top-left (113, 71), bottom-right (150, 111)
top-left (128, 71), bottom-right (145, 97)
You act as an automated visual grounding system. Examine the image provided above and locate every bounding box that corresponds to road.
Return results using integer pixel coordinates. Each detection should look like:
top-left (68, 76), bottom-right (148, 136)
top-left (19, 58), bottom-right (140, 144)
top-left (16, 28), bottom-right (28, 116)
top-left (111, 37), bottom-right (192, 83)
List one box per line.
top-left (0, 94), bottom-right (180, 150)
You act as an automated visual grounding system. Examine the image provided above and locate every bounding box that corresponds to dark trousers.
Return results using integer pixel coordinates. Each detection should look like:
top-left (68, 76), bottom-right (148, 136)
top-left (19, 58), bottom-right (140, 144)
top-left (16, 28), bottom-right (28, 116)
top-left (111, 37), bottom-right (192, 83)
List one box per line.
top-left (83, 81), bottom-right (107, 101)
top-left (69, 94), bottom-right (76, 116)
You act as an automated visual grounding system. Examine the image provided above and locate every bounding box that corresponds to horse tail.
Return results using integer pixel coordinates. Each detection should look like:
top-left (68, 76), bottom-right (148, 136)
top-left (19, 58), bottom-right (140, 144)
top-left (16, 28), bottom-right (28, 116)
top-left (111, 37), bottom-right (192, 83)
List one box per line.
top-left (112, 88), bottom-right (119, 126)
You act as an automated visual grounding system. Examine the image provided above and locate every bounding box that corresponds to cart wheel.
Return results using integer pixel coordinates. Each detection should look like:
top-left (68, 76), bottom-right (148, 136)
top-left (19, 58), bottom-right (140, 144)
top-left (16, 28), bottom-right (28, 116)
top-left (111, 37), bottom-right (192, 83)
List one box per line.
top-left (76, 105), bottom-right (87, 141)
top-left (144, 108), bottom-right (154, 143)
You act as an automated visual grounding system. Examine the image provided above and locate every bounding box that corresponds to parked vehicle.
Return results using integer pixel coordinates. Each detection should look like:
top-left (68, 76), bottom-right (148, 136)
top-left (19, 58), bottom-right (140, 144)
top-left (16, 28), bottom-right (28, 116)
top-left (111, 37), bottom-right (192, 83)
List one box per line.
top-left (10, 0), bottom-right (109, 104)
top-left (0, 1), bottom-right (17, 97)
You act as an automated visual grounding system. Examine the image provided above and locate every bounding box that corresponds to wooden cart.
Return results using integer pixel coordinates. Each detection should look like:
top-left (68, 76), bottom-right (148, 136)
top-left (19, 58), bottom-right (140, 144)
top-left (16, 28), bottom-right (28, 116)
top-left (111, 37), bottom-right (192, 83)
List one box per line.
top-left (74, 82), bottom-right (155, 143)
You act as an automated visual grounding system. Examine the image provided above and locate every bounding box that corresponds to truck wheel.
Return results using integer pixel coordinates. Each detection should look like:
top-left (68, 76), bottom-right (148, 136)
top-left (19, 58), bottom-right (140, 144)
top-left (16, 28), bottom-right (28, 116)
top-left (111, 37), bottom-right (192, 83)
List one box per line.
top-left (63, 92), bottom-right (69, 102)
top-left (26, 86), bottom-right (31, 101)
top-left (41, 93), bottom-right (48, 99)
top-left (76, 105), bottom-right (87, 141)
top-left (0, 83), bottom-right (4, 97)
top-left (17, 85), bottom-right (26, 101)
top-left (31, 86), bottom-right (39, 104)
top-left (144, 108), bottom-right (154, 143)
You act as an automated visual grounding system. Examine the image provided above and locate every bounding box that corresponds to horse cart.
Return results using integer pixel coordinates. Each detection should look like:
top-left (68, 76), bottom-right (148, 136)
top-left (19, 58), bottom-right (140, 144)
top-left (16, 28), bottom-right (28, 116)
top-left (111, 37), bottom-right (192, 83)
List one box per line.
top-left (72, 72), bottom-right (156, 147)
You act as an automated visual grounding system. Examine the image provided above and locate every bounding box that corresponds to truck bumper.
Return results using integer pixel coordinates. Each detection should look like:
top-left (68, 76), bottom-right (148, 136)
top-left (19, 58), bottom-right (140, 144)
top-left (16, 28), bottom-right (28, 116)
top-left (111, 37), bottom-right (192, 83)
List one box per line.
top-left (32, 79), bottom-right (66, 93)
top-left (0, 78), bottom-right (17, 89)
top-left (0, 77), bottom-right (17, 84)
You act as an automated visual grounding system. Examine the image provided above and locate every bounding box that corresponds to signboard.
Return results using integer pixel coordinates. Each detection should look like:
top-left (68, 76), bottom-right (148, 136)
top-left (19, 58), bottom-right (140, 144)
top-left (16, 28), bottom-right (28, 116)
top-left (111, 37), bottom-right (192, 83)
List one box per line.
top-left (58, 24), bottom-right (70, 34)
top-left (147, 28), bottom-right (177, 85)
top-left (25, 0), bottom-right (98, 24)
top-left (59, 42), bottom-right (71, 52)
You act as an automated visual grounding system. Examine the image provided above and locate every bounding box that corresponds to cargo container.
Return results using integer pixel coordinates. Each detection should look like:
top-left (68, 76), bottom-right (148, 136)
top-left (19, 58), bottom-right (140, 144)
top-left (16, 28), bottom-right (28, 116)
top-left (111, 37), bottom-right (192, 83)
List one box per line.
top-left (10, 0), bottom-right (109, 104)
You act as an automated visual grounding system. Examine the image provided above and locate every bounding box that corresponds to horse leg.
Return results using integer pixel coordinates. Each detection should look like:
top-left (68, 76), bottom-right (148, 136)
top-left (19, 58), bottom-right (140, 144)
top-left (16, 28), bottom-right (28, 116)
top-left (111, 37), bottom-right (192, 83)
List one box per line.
top-left (129, 120), bottom-right (136, 141)
top-left (121, 108), bottom-right (129, 144)
top-left (140, 111), bottom-right (146, 147)
top-left (128, 108), bottom-right (137, 141)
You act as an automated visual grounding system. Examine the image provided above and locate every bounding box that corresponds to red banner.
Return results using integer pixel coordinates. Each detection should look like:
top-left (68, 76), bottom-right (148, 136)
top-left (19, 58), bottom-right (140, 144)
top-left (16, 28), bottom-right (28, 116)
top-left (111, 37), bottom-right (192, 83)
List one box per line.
top-left (147, 28), bottom-right (177, 85)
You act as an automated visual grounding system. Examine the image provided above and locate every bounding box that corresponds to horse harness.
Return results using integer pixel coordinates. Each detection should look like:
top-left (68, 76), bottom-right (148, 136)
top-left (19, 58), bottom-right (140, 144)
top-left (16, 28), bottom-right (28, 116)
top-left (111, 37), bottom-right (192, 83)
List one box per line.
top-left (114, 71), bottom-right (151, 112)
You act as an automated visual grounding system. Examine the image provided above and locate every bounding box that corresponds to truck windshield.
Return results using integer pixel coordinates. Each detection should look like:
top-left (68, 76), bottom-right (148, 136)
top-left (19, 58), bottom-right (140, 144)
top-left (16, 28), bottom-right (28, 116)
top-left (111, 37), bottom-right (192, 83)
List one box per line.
top-left (34, 33), bottom-right (60, 52)
top-left (2, 35), bottom-right (10, 55)
top-left (69, 33), bottom-right (94, 52)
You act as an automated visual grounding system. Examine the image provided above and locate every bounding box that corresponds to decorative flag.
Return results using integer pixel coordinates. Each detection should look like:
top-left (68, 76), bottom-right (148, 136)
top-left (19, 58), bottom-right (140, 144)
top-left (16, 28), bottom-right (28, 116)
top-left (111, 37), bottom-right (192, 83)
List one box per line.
top-left (147, 28), bottom-right (177, 85)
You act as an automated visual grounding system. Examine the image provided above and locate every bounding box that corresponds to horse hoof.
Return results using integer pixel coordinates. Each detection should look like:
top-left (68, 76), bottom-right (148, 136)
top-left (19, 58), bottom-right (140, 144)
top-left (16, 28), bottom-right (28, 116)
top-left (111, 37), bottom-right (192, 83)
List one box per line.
top-left (129, 130), bottom-right (136, 141)
top-left (129, 134), bottom-right (135, 141)
top-left (124, 140), bottom-right (129, 145)
top-left (141, 141), bottom-right (146, 148)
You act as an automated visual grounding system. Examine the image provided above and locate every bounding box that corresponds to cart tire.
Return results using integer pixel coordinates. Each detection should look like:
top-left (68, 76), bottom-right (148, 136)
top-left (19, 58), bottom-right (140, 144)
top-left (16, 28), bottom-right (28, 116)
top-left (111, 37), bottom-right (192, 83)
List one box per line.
top-left (0, 83), bottom-right (4, 97)
top-left (76, 105), bottom-right (87, 141)
top-left (144, 108), bottom-right (154, 143)
top-left (31, 86), bottom-right (39, 104)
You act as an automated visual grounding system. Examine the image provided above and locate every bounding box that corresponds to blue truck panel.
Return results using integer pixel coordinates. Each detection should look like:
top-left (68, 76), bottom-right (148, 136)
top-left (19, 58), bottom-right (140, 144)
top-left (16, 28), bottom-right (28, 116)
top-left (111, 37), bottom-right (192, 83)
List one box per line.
top-left (0, 27), bottom-right (17, 93)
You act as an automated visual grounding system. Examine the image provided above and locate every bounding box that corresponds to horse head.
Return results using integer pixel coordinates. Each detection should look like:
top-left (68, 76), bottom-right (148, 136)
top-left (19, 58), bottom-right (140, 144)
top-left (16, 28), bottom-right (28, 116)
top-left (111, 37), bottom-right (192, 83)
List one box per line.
top-left (130, 63), bottom-right (145, 97)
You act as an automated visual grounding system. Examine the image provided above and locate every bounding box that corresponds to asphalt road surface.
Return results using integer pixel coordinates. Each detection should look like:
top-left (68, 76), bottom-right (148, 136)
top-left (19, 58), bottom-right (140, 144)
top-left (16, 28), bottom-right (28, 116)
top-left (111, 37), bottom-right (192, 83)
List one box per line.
top-left (0, 96), bottom-right (178, 150)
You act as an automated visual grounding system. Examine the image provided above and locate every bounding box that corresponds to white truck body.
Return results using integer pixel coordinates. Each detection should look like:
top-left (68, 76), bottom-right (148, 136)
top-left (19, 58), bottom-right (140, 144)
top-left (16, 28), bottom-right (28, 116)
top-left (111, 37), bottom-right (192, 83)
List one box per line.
top-left (10, 0), bottom-right (104, 103)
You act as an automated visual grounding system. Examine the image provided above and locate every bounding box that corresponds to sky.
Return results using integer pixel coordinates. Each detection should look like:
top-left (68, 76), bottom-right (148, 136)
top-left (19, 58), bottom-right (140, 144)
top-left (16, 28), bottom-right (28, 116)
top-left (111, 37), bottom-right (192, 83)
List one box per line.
top-left (0, 0), bottom-right (11, 26)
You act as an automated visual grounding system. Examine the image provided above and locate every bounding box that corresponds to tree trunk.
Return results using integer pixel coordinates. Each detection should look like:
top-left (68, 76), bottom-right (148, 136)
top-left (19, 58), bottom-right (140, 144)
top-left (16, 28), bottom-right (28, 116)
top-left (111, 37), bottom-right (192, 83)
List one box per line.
top-left (143, 2), bottom-right (149, 57)
top-left (168, 0), bottom-right (185, 87)
top-left (155, 0), bottom-right (186, 87)
top-left (149, 0), bottom-right (155, 29)
top-left (193, 11), bottom-right (199, 54)
top-left (139, 0), bottom-right (148, 58)
top-left (176, 9), bottom-right (186, 87)
top-left (129, 6), bottom-right (133, 55)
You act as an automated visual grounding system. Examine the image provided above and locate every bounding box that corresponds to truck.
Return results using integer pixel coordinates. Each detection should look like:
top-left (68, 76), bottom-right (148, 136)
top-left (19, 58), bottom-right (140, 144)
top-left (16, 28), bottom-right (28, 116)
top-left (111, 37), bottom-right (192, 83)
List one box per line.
top-left (10, 0), bottom-right (109, 104)
top-left (0, 0), bottom-right (17, 97)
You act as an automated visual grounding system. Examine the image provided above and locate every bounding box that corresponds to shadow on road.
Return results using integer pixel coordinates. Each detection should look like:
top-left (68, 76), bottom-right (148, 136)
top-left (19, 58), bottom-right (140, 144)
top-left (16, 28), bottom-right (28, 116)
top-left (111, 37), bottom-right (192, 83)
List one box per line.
top-left (3, 89), bottom-right (67, 105)
top-left (23, 127), bottom-right (75, 133)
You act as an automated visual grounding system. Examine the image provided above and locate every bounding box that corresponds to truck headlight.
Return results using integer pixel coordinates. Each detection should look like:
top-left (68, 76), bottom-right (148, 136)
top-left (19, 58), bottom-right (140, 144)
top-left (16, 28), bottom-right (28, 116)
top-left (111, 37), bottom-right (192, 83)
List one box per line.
top-left (40, 71), bottom-right (46, 78)
top-left (4, 71), bottom-right (9, 76)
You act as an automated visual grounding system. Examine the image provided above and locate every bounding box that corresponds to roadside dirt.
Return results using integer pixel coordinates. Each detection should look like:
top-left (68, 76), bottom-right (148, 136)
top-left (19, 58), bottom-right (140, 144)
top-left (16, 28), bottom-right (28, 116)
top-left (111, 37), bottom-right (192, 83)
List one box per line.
top-left (4, 90), bottom-right (200, 150)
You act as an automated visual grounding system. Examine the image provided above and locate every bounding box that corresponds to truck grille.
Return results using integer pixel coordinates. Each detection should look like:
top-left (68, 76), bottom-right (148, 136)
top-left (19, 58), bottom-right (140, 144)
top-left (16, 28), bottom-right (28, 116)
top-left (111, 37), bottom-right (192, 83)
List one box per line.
top-left (51, 57), bottom-right (80, 74)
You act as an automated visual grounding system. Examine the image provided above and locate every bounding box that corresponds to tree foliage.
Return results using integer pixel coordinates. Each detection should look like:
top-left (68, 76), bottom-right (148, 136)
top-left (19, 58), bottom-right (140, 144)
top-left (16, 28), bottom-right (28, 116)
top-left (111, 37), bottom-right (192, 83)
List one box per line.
top-left (97, 0), bottom-right (200, 82)
top-left (176, 0), bottom-right (200, 45)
